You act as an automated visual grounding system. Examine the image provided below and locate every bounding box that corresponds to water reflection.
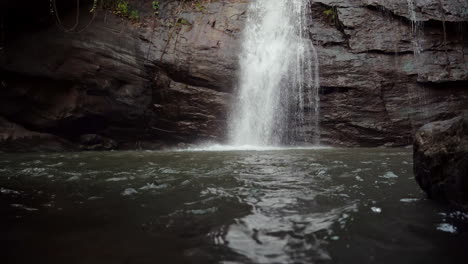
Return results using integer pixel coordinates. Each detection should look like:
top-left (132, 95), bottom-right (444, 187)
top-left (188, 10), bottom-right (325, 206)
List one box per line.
top-left (0, 149), bottom-right (467, 264)
top-left (222, 151), bottom-right (356, 263)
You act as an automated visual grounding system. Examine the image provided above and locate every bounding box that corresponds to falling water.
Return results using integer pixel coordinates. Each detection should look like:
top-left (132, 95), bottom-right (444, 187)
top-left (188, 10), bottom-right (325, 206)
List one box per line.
top-left (406, 0), bottom-right (430, 121)
top-left (406, 0), bottom-right (422, 54)
top-left (229, 0), bottom-right (320, 147)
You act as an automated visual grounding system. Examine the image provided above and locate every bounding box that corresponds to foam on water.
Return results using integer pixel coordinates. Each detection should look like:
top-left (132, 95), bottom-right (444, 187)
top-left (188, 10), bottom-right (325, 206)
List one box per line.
top-left (1, 148), bottom-right (467, 263)
top-left (0, 187), bottom-right (21, 195)
top-left (121, 188), bottom-right (138, 196)
top-left (179, 144), bottom-right (332, 152)
top-left (11, 204), bottom-right (39, 211)
top-left (382, 171), bottom-right (399, 179)
top-left (400, 198), bottom-right (419, 203)
top-left (106, 177), bottom-right (130, 182)
top-left (139, 183), bottom-right (169, 190)
top-left (436, 223), bottom-right (458, 234)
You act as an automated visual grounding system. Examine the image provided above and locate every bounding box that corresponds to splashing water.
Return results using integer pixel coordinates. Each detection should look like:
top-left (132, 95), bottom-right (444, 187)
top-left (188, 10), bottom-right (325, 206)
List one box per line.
top-left (229, 0), bottom-right (320, 147)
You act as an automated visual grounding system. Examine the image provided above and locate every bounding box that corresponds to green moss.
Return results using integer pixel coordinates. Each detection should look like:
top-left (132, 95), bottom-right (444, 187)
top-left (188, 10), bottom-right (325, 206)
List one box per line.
top-left (323, 6), bottom-right (344, 30)
top-left (112, 1), bottom-right (140, 22)
top-left (323, 8), bottom-right (337, 21)
top-left (194, 2), bottom-right (205, 12)
top-left (176, 18), bottom-right (192, 26)
top-left (152, 1), bottom-right (160, 15)
top-left (129, 9), bottom-right (139, 20)
top-left (114, 1), bottom-right (130, 16)
top-left (90, 0), bottom-right (140, 22)
top-left (152, 1), bottom-right (160, 10)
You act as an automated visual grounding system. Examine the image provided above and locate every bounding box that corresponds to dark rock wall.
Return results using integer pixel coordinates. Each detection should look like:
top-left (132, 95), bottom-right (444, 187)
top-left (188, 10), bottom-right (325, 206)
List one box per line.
top-left (314, 0), bottom-right (467, 146)
top-left (0, 0), bottom-right (466, 150)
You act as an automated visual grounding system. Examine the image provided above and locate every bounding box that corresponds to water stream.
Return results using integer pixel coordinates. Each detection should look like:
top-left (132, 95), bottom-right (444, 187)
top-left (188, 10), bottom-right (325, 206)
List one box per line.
top-left (229, 0), bottom-right (320, 147)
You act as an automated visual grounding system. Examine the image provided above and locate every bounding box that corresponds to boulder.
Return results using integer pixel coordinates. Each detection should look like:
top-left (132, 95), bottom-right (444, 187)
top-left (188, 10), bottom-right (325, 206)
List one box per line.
top-left (413, 115), bottom-right (468, 206)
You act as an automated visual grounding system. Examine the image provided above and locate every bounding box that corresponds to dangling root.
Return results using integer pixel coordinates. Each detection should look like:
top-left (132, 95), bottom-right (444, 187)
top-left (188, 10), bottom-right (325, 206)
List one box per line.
top-left (51, 0), bottom-right (98, 33)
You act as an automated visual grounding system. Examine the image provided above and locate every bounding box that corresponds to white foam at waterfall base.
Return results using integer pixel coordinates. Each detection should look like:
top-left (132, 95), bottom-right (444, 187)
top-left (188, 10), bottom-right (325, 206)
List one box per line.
top-left (179, 143), bottom-right (331, 152)
top-left (228, 0), bottom-right (320, 147)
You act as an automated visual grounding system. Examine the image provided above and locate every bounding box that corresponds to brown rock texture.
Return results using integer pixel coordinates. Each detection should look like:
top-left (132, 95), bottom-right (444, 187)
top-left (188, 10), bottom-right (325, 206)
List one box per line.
top-left (0, 0), bottom-right (467, 150)
top-left (414, 115), bottom-right (468, 206)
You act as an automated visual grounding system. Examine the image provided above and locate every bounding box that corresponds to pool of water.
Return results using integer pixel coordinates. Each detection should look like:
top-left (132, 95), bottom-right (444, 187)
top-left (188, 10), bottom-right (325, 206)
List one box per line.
top-left (1, 148), bottom-right (467, 263)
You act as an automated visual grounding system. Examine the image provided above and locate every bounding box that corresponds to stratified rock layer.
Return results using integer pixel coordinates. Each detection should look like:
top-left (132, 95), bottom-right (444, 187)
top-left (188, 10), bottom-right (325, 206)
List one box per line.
top-left (0, 0), bottom-right (467, 150)
top-left (414, 115), bottom-right (468, 206)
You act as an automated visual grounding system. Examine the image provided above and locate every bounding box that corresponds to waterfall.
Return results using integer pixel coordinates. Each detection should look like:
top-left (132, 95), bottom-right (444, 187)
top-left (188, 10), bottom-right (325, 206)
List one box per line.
top-left (229, 0), bottom-right (320, 147)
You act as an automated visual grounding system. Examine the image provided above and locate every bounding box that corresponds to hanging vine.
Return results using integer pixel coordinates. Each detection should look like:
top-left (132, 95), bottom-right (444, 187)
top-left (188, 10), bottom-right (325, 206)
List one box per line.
top-left (49, 0), bottom-right (99, 33)
top-left (0, 11), bottom-right (4, 50)
top-left (49, 0), bottom-right (142, 34)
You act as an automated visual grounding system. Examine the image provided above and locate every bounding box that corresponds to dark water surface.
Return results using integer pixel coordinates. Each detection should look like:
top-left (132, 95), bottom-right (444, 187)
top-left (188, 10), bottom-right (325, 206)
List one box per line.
top-left (1, 148), bottom-right (467, 264)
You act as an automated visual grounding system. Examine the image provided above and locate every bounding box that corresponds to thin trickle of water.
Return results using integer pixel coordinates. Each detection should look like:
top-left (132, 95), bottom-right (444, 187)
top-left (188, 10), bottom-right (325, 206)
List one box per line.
top-left (406, 0), bottom-right (423, 55)
top-left (229, 0), bottom-right (320, 147)
top-left (405, 0), bottom-right (430, 121)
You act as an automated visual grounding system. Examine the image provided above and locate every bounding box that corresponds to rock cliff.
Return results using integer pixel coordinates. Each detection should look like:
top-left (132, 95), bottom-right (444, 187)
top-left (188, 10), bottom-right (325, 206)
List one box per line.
top-left (0, 0), bottom-right (467, 150)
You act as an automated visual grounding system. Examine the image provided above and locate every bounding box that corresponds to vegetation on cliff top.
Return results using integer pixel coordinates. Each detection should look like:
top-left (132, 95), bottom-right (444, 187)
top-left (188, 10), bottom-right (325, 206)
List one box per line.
top-left (49, 0), bottom-right (211, 29)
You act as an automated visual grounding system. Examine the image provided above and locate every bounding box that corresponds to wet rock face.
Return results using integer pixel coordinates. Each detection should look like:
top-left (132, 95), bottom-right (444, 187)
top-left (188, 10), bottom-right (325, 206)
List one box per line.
top-left (413, 116), bottom-right (468, 206)
top-left (0, 0), bottom-right (467, 150)
top-left (0, 0), bottom-right (245, 150)
top-left (362, 0), bottom-right (468, 22)
top-left (313, 0), bottom-right (467, 146)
